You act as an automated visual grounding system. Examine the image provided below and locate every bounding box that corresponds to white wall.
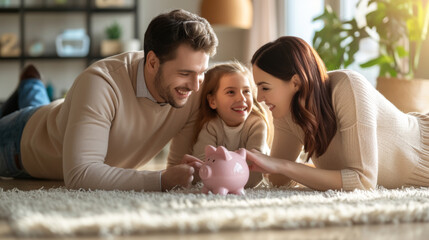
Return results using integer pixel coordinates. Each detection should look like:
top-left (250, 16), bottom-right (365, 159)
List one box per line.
top-left (0, 0), bottom-right (248, 101)
top-left (139, 0), bottom-right (247, 64)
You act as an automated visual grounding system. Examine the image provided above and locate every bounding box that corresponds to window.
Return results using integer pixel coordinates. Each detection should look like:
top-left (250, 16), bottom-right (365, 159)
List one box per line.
top-left (281, 0), bottom-right (378, 85)
top-left (282, 0), bottom-right (324, 46)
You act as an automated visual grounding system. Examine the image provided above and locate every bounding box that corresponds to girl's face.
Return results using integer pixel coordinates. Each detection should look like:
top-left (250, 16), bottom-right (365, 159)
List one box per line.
top-left (252, 65), bottom-right (300, 119)
top-left (208, 73), bottom-right (253, 127)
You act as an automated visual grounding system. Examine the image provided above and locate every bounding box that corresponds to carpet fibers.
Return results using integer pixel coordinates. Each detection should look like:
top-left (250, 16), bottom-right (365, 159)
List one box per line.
top-left (1, 186), bottom-right (429, 237)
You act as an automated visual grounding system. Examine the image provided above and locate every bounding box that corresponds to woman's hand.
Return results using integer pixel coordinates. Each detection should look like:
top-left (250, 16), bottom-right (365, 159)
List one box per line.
top-left (246, 149), bottom-right (285, 174)
top-left (246, 149), bottom-right (292, 187)
top-left (247, 149), bottom-right (343, 191)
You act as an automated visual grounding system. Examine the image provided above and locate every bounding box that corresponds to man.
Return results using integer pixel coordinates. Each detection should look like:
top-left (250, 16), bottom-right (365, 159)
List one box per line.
top-left (0, 9), bottom-right (218, 191)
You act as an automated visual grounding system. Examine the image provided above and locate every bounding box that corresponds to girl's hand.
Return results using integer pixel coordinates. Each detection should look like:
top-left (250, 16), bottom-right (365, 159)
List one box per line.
top-left (246, 149), bottom-right (285, 174)
top-left (181, 154), bottom-right (203, 170)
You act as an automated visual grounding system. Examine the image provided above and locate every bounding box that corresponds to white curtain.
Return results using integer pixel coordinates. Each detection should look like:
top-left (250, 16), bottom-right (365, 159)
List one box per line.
top-left (244, 0), bottom-right (279, 63)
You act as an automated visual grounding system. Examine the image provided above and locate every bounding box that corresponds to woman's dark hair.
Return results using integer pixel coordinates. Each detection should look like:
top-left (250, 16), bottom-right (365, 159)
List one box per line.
top-left (251, 36), bottom-right (337, 160)
top-left (144, 9), bottom-right (218, 64)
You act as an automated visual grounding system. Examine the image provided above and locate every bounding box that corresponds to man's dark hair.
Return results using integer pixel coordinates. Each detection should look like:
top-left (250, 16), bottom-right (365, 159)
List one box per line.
top-left (144, 9), bottom-right (218, 64)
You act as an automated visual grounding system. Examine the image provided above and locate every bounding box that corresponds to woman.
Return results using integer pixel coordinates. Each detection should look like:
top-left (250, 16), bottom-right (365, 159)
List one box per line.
top-left (247, 36), bottom-right (429, 191)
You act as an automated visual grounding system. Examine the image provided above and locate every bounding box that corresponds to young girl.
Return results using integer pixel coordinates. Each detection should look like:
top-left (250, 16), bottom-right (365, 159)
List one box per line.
top-left (247, 36), bottom-right (429, 191)
top-left (192, 61), bottom-right (270, 188)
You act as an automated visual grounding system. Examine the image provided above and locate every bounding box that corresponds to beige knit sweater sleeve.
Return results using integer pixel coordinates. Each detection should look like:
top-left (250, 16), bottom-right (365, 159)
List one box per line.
top-left (62, 70), bottom-right (161, 191)
top-left (270, 116), bottom-right (303, 163)
top-left (192, 119), bottom-right (219, 161)
top-left (167, 92), bottom-right (201, 167)
top-left (331, 70), bottom-right (379, 190)
top-left (244, 114), bottom-right (269, 154)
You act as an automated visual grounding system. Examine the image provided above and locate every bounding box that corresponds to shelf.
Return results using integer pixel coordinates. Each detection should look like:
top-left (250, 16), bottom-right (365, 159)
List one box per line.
top-left (0, 57), bottom-right (20, 60)
top-left (0, 8), bottom-right (19, 13)
top-left (0, 56), bottom-right (88, 61)
top-left (0, 7), bottom-right (135, 13)
top-left (23, 7), bottom-right (87, 12)
top-left (27, 55), bottom-right (88, 60)
top-left (90, 7), bottom-right (136, 13)
top-left (1, 0), bottom-right (138, 68)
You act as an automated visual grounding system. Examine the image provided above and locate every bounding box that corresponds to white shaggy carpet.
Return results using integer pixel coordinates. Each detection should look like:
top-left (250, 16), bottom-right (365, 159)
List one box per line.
top-left (1, 186), bottom-right (429, 237)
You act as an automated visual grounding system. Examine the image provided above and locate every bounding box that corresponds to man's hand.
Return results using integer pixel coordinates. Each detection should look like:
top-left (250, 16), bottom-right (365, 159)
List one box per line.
top-left (161, 164), bottom-right (195, 191)
top-left (181, 154), bottom-right (204, 184)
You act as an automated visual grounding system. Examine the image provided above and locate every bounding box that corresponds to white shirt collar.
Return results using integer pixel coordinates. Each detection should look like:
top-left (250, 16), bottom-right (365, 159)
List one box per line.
top-left (136, 59), bottom-right (168, 106)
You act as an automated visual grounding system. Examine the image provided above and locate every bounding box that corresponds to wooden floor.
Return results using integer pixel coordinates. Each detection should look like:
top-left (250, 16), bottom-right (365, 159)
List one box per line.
top-left (1, 221), bottom-right (428, 240)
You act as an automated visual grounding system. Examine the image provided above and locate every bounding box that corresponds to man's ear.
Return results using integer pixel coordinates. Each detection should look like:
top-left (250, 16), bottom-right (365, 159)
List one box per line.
top-left (291, 74), bottom-right (301, 92)
top-left (207, 94), bottom-right (217, 109)
top-left (145, 51), bottom-right (159, 73)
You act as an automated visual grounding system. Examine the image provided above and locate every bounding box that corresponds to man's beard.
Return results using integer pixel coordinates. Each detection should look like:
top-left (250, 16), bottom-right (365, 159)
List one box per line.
top-left (154, 68), bottom-right (186, 108)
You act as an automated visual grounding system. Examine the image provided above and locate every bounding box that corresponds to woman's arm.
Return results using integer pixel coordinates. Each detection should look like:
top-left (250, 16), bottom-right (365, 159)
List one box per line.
top-left (247, 150), bottom-right (342, 190)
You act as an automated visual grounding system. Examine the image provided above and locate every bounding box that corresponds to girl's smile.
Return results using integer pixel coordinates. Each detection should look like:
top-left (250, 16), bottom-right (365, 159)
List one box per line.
top-left (208, 73), bottom-right (253, 127)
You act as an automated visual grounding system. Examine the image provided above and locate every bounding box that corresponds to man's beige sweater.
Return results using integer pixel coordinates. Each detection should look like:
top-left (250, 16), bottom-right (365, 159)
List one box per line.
top-left (20, 52), bottom-right (200, 191)
top-left (272, 70), bottom-right (429, 190)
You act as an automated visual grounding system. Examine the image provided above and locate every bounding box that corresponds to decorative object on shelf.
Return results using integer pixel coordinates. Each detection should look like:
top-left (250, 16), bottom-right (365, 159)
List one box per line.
top-left (122, 38), bottom-right (140, 52)
top-left (200, 0), bottom-right (253, 29)
top-left (100, 21), bottom-right (122, 57)
top-left (0, 0), bottom-right (11, 7)
top-left (54, 0), bottom-right (67, 5)
top-left (27, 41), bottom-right (45, 57)
top-left (56, 28), bottom-right (90, 57)
top-left (46, 81), bottom-right (55, 101)
top-left (0, 33), bottom-right (21, 57)
top-left (95, 0), bottom-right (124, 8)
top-left (312, 0), bottom-right (429, 113)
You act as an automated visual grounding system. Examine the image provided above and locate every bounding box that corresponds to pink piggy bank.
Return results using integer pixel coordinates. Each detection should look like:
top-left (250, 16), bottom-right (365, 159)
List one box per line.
top-left (199, 145), bottom-right (249, 195)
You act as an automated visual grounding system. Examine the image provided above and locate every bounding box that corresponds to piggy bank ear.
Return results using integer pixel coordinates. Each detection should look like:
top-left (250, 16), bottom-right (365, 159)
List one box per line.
top-left (217, 146), bottom-right (232, 161)
top-left (205, 145), bottom-right (217, 159)
top-left (236, 148), bottom-right (246, 158)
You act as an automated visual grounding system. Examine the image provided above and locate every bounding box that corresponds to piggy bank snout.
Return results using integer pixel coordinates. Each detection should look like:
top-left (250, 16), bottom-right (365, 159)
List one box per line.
top-left (199, 165), bottom-right (212, 180)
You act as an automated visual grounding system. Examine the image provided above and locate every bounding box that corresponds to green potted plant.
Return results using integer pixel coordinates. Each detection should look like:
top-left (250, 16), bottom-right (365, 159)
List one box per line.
top-left (100, 21), bottom-right (122, 57)
top-left (312, 0), bottom-right (429, 113)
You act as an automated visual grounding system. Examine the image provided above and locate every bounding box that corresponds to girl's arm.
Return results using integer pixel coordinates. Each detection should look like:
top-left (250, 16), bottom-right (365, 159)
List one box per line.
top-left (189, 120), bottom-right (218, 183)
top-left (247, 150), bottom-right (342, 190)
top-left (244, 114), bottom-right (269, 153)
top-left (242, 115), bottom-right (268, 187)
top-left (192, 121), bottom-right (218, 161)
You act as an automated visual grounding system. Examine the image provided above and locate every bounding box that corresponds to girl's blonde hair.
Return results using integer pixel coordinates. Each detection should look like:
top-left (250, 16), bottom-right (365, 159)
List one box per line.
top-left (193, 60), bottom-right (271, 145)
